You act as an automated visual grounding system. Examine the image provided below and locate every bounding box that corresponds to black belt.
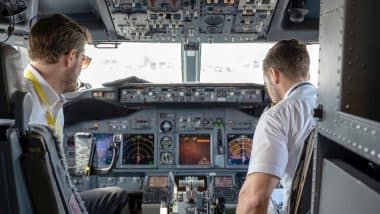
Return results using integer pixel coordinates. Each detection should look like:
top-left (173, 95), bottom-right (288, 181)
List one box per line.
top-left (287, 82), bottom-right (313, 97)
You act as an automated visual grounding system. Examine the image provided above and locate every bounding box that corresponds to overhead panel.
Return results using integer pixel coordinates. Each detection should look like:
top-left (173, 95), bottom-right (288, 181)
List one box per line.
top-left (107, 0), bottom-right (278, 42)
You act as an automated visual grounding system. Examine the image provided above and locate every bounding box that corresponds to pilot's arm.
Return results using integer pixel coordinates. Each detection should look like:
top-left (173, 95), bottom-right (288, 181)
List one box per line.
top-left (237, 110), bottom-right (288, 214)
top-left (236, 172), bottom-right (279, 214)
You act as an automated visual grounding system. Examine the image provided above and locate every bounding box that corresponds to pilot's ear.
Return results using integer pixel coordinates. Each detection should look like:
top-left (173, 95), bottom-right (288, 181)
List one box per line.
top-left (268, 68), bottom-right (280, 84)
top-left (64, 49), bottom-right (77, 67)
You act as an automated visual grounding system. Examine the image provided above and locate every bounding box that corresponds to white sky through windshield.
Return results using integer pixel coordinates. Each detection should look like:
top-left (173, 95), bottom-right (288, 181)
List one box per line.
top-left (80, 43), bottom-right (319, 88)
top-left (81, 43), bottom-right (182, 87)
top-left (201, 43), bottom-right (319, 85)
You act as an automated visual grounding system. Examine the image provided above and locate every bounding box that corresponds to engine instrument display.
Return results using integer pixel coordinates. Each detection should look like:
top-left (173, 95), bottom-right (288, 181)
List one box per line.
top-left (179, 134), bottom-right (211, 165)
top-left (227, 134), bottom-right (253, 165)
top-left (93, 133), bottom-right (114, 168)
top-left (149, 176), bottom-right (168, 188)
top-left (122, 134), bottom-right (155, 165)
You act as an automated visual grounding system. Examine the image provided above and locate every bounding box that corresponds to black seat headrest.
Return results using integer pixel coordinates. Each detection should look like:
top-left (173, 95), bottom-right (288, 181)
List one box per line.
top-left (0, 43), bottom-right (28, 119)
top-left (0, 43), bottom-right (32, 133)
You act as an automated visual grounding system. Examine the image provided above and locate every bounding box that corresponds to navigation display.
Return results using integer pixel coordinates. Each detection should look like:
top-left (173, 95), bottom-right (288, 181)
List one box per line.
top-left (93, 133), bottom-right (114, 168)
top-left (122, 134), bottom-right (154, 165)
top-left (227, 134), bottom-right (253, 165)
top-left (179, 134), bottom-right (211, 165)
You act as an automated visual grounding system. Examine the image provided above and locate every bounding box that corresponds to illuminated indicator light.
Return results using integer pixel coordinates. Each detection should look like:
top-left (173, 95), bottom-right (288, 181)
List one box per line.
top-left (197, 139), bottom-right (211, 143)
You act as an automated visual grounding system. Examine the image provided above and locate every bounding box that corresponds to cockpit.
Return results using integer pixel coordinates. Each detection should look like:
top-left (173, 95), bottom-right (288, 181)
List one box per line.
top-left (1, 0), bottom-right (320, 213)
top-left (2, 0), bottom-right (379, 214)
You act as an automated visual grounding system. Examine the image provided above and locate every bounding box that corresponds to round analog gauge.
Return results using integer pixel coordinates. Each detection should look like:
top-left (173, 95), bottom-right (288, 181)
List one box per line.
top-left (160, 136), bottom-right (174, 149)
top-left (160, 152), bottom-right (174, 165)
top-left (160, 120), bottom-right (173, 133)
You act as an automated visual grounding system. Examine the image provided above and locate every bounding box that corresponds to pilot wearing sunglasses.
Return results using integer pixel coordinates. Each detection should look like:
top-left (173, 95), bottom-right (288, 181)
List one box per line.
top-left (24, 13), bottom-right (128, 214)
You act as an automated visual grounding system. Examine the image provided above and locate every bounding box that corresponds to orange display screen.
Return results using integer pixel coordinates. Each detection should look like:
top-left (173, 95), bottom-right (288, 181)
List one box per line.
top-left (179, 134), bottom-right (211, 165)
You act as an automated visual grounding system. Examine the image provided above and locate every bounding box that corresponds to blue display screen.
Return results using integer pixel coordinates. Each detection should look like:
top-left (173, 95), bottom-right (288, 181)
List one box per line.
top-left (227, 134), bottom-right (253, 165)
top-left (93, 133), bottom-right (114, 168)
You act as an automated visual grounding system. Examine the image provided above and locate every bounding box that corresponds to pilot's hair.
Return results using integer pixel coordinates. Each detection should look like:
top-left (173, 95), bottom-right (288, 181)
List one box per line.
top-left (263, 39), bottom-right (310, 80)
top-left (28, 13), bottom-right (91, 64)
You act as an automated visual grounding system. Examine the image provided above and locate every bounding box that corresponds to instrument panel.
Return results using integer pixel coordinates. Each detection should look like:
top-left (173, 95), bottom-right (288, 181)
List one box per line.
top-left (63, 83), bottom-right (270, 212)
top-left (118, 83), bottom-right (264, 104)
top-left (64, 107), bottom-right (259, 212)
top-left (64, 107), bottom-right (257, 171)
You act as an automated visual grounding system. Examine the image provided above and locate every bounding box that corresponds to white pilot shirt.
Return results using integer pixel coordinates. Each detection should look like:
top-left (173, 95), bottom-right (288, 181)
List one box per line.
top-left (247, 81), bottom-right (317, 213)
top-left (25, 65), bottom-right (65, 142)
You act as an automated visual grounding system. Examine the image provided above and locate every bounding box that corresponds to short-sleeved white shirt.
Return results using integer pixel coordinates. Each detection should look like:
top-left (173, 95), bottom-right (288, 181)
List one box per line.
top-left (25, 65), bottom-right (65, 141)
top-left (247, 81), bottom-right (317, 213)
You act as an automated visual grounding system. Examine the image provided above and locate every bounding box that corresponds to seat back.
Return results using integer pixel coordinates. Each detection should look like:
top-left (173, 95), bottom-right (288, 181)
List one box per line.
top-left (0, 42), bottom-right (87, 213)
top-left (0, 44), bottom-right (27, 119)
top-left (22, 124), bottom-right (87, 213)
top-left (0, 43), bottom-right (33, 214)
top-left (289, 129), bottom-right (317, 214)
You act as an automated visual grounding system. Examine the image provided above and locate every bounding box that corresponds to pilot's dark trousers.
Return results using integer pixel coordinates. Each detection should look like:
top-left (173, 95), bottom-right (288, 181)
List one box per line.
top-left (80, 186), bottom-right (128, 214)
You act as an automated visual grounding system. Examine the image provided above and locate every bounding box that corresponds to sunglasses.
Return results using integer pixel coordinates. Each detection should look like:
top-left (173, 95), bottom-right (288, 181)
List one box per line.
top-left (79, 53), bottom-right (92, 69)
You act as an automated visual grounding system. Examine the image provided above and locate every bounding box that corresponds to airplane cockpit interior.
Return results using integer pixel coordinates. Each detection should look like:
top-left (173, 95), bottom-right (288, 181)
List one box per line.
top-left (0, 0), bottom-right (379, 214)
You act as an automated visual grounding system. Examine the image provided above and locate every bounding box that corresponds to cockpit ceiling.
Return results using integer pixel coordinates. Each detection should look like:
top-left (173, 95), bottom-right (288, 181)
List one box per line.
top-left (1, 0), bottom-right (320, 45)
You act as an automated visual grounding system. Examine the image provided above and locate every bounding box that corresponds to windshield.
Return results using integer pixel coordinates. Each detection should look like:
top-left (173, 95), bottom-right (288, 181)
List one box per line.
top-left (201, 43), bottom-right (319, 85)
top-left (201, 43), bottom-right (272, 84)
top-left (81, 43), bottom-right (182, 88)
top-left (80, 43), bottom-right (319, 87)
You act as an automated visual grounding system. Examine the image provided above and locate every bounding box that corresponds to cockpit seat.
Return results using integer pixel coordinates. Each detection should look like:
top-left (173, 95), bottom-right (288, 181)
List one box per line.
top-left (22, 124), bottom-right (87, 213)
top-left (0, 43), bottom-right (34, 214)
top-left (289, 129), bottom-right (317, 214)
top-left (0, 42), bottom-right (87, 213)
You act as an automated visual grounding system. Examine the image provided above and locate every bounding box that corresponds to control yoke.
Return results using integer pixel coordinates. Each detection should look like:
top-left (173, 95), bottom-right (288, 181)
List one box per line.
top-left (69, 132), bottom-right (120, 176)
